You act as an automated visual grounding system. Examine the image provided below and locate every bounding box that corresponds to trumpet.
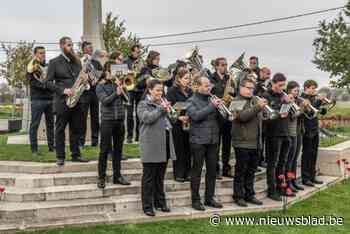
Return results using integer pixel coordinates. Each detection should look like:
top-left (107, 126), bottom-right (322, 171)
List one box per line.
top-left (254, 96), bottom-right (279, 120)
top-left (297, 96), bottom-right (319, 119)
top-left (160, 97), bottom-right (179, 120)
top-left (209, 92), bottom-right (233, 119)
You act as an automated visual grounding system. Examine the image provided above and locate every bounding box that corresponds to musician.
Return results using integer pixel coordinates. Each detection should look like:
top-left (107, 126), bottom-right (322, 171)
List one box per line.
top-left (134, 50), bottom-right (161, 142)
top-left (46, 36), bottom-right (89, 166)
top-left (300, 80), bottom-right (327, 187)
top-left (262, 73), bottom-right (291, 201)
top-left (254, 66), bottom-right (271, 169)
top-left (80, 46), bottom-right (107, 148)
top-left (249, 56), bottom-right (260, 80)
top-left (125, 44), bottom-right (142, 143)
top-left (27, 46), bottom-right (54, 155)
top-left (231, 76), bottom-right (265, 207)
top-left (137, 79), bottom-right (176, 217)
top-left (95, 60), bottom-right (131, 189)
top-left (187, 76), bottom-right (223, 211)
top-left (166, 68), bottom-right (193, 182)
top-left (209, 57), bottom-right (233, 178)
top-left (285, 81), bottom-right (305, 192)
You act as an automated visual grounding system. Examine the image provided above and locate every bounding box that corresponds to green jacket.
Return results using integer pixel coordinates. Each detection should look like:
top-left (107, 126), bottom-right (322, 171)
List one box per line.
top-left (230, 96), bottom-right (263, 149)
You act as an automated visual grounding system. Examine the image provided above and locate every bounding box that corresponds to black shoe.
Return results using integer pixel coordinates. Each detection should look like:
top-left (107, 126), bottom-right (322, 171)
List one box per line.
top-left (302, 180), bottom-right (315, 187)
top-left (113, 176), bottom-right (131, 185)
top-left (216, 174), bottom-right (223, 180)
top-left (245, 197), bottom-right (263, 206)
top-left (126, 138), bottom-right (133, 144)
top-left (192, 202), bottom-right (205, 211)
top-left (144, 210), bottom-right (155, 216)
top-left (175, 177), bottom-right (185, 183)
top-left (91, 142), bottom-right (98, 147)
top-left (235, 199), bottom-right (248, 207)
top-left (184, 176), bottom-right (191, 182)
top-left (71, 157), bottom-right (89, 163)
top-left (259, 162), bottom-right (267, 168)
top-left (292, 181), bottom-right (304, 190)
top-left (267, 193), bottom-right (282, 201)
top-left (155, 205), bottom-right (171, 212)
top-left (56, 159), bottom-right (65, 167)
top-left (204, 199), bottom-right (223, 208)
top-left (311, 179), bottom-right (323, 185)
top-left (256, 167), bottom-right (262, 173)
top-left (31, 151), bottom-right (41, 156)
top-left (134, 136), bottom-right (139, 142)
top-left (97, 177), bottom-right (106, 189)
top-left (288, 182), bottom-right (299, 193)
top-left (48, 147), bottom-right (55, 152)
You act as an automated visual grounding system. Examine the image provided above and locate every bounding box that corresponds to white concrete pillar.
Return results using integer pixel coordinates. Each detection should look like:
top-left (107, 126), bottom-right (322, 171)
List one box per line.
top-left (83, 0), bottom-right (104, 50)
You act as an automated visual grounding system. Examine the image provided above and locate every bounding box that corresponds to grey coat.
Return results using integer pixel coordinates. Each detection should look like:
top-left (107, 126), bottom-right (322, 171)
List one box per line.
top-left (137, 98), bottom-right (177, 163)
top-left (187, 93), bottom-right (220, 145)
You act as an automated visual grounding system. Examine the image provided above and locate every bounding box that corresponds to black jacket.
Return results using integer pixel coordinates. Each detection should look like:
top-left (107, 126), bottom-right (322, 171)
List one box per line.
top-left (262, 89), bottom-right (289, 137)
top-left (301, 93), bottom-right (327, 137)
top-left (187, 93), bottom-right (220, 144)
top-left (209, 72), bottom-right (230, 98)
top-left (27, 67), bottom-right (53, 101)
top-left (46, 54), bottom-right (82, 100)
top-left (166, 86), bottom-right (193, 127)
top-left (125, 56), bottom-right (137, 70)
top-left (96, 82), bottom-right (127, 121)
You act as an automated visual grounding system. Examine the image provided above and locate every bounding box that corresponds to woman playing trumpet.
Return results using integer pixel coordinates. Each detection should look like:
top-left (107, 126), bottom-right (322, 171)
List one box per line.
top-left (166, 68), bottom-right (193, 182)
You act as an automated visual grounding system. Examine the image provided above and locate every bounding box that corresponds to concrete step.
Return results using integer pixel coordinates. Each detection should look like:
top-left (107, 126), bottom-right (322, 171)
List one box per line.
top-left (0, 159), bottom-right (157, 174)
top-left (1, 170), bottom-right (265, 202)
top-left (0, 176), bottom-right (340, 232)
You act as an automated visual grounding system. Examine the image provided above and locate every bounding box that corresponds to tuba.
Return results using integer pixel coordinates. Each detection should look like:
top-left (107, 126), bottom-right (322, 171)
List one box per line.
top-left (150, 67), bottom-right (172, 82)
top-left (230, 52), bottom-right (258, 82)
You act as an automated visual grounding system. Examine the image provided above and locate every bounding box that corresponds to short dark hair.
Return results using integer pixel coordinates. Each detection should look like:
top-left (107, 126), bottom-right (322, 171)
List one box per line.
top-left (81, 41), bottom-right (92, 51)
top-left (214, 57), bottom-right (227, 66)
top-left (59, 36), bottom-right (72, 45)
top-left (34, 46), bottom-right (45, 54)
top-left (109, 51), bottom-right (122, 61)
top-left (272, 73), bottom-right (286, 83)
top-left (146, 50), bottom-right (160, 66)
top-left (249, 56), bottom-right (258, 61)
top-left (286, 81), bottom-right (300, 93)
top-left (304, 80), bottom-right (318, 89)
top-left (130, 44), bottom-right (141, 52)
top-left (240, 77), bottom-right (255, 87)
top-left (146, 79), bottom-right (163, 92)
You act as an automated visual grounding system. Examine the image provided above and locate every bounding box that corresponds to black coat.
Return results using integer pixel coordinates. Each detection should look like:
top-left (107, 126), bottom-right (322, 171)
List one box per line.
top-left (166, 86), bottom-right (193, 127)
top-left (262, 89), bottom-right (289, 137)
top-left (187, 93), bottom-right (220, 144)
top-left (27, 68), bottom-right (53, 101)
top-left (46, 54), bottom-right (81, 99)
top-left (209, 72), bottom-right (230, 98)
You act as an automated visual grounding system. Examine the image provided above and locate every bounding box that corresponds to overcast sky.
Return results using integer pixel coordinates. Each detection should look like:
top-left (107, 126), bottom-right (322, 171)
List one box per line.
top-left (0, 0), bottom-right (347, 87)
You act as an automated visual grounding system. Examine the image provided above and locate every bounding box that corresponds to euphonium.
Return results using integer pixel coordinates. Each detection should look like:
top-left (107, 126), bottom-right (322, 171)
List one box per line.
top-left (151, 67), bottom-right (172, 82)
top-left (230, 52), bottom-right (258, 81)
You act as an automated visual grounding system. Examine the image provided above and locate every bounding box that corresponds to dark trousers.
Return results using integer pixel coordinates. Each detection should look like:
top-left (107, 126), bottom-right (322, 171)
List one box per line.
top-left (266, 136), bottom-right (290, 194)
top-left (29, 99), bottom-right (54, 152)
top-left (98, 120), bottom-right (125, 179)
top-left (80, 92), bottom-right (99, 146)
top-left (217, 119), bottom-right (232, 174)
top-left (55, 100), bottom-right (83, 159)
top-left (301, 134), bottom-right (319, 182)
top-left (172, 124), bottom-right (191, 179)
top-left (126, 91), bottom-right (142, 140)
top-left (258, 132), bottom-right (266, 165)
top-left (286, 134), bottom-right (302, 175)
top-left (141, 131), bottom-right (170, 212)
top-left (191, 143), bottom-right (218, 203)
top-left (233, 148), bottom-right (259, 200)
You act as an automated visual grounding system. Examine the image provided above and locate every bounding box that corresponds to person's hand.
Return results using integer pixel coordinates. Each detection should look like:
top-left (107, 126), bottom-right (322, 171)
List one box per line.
top-left (211, 97), bottom-right (222, 108)
top-left (257, 98), bottom-right (267, 109)
top-left (178, 116), bottom-right (189, 123)
top-left (116, 86), bottom-right (122, 96)
top-left (302, 99), bottom-right (311, 108)
top-left (114, 78), bottom-right (122, 87)
top-left (280, 112), bottom-right (289, 118)
top-left (64, 88), bottom-right (74, 97)
top-left (288, 94), bottom-right (295, 102)
top-left (283, 95), bottom-right (291, 103)
top-left (81, 72), bottom-right (89, 82)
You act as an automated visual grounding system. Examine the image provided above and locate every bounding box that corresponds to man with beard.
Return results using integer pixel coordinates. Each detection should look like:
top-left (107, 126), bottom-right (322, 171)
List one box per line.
top-left (46, 36), bottom-right (89, 166)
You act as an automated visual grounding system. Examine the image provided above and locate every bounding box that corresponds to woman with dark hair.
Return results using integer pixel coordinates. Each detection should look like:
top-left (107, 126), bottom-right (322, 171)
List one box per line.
top-left (137, 79), bottom-right (176, 217)
top-left (286, 81), bottom-right (305, 192)
top-left (166, 68), bottom-right (193, 182)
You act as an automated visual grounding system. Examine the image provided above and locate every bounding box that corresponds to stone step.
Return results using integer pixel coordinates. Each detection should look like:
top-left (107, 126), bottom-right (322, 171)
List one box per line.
top-left (0, 159), bottom-right (157, 174)
top-left (1, 171), bottom-right (265, 202)
top-left (0, 176), bottom-right (340, 230)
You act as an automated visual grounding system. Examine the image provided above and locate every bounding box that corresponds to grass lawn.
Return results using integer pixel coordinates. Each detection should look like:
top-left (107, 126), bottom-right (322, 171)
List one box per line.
top-left (17, 180), bottom-right (350, 234)
top-left (0, 134), bottom-right (140, 162)
top-left (324, 101), bottom-right (350, 118)
top-left (320, 126), bottom-right (350, 147)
